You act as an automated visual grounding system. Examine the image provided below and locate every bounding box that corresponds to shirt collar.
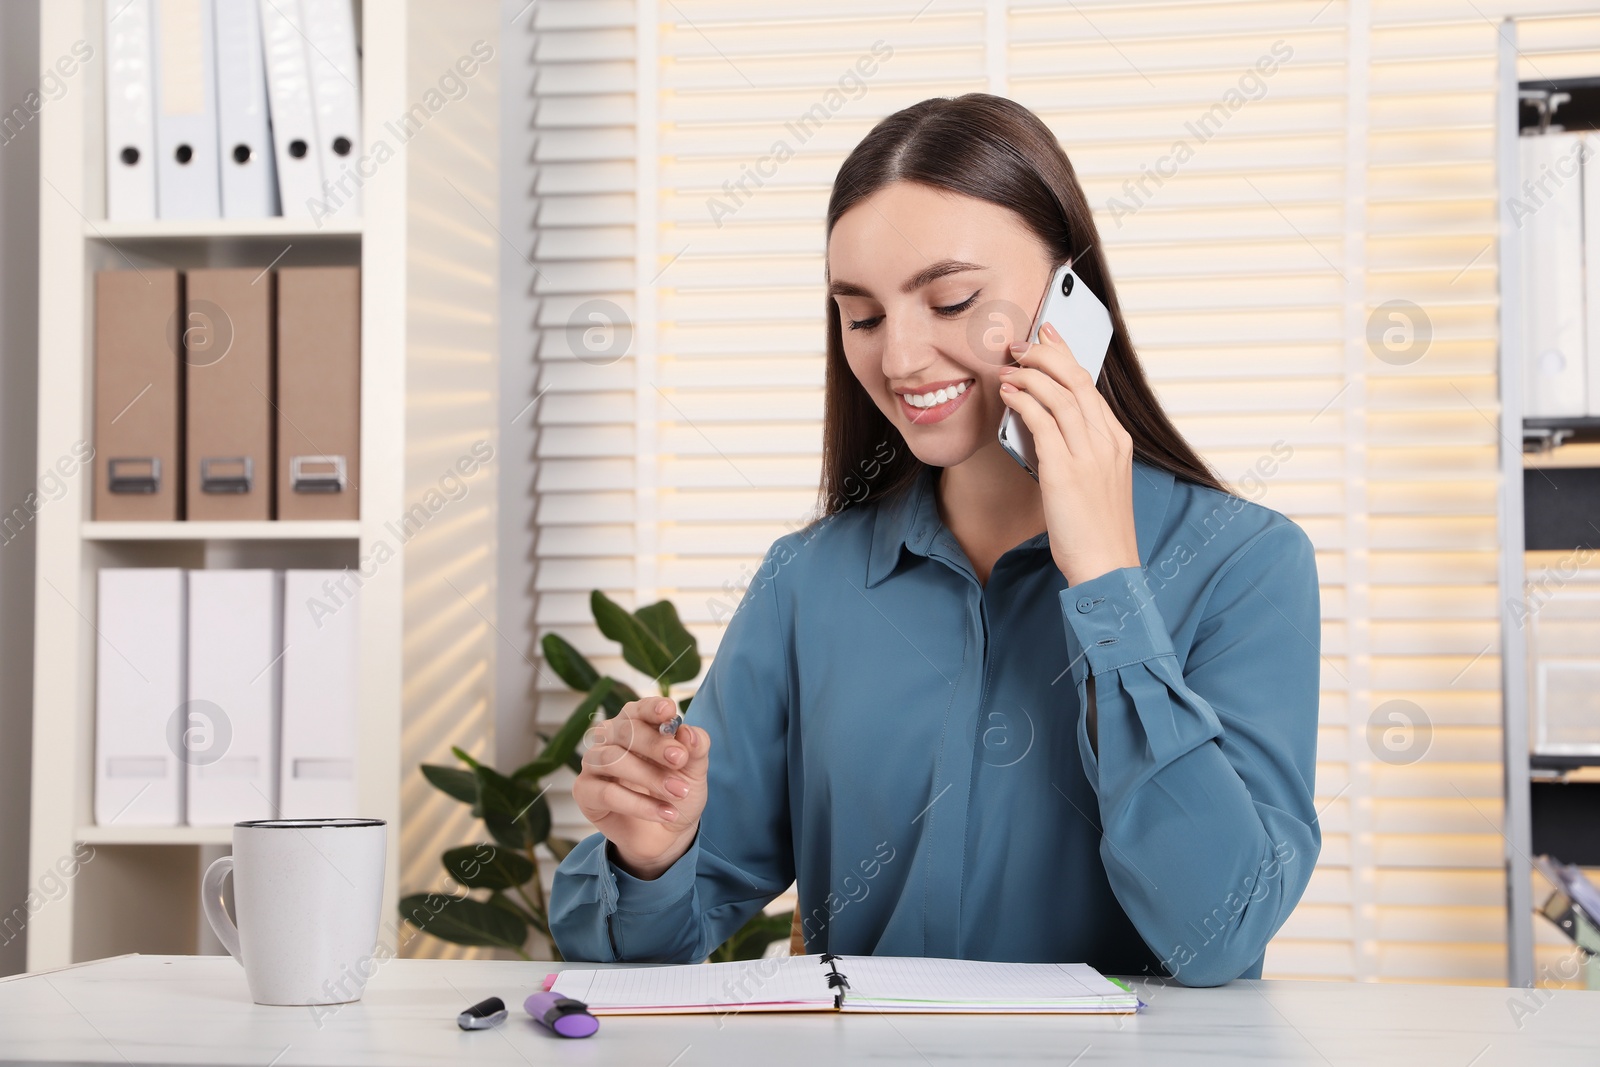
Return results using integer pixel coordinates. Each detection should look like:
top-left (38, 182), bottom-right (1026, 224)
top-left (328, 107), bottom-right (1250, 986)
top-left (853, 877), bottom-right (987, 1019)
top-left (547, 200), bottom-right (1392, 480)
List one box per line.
top-left (864, 458), bottom-right (1176, 588)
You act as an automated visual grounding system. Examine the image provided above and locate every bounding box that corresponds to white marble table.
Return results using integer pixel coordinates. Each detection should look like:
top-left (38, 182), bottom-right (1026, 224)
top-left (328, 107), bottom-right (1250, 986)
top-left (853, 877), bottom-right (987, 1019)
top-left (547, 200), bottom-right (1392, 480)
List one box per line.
top-left (0, 954), bottom-right (1594, 1065)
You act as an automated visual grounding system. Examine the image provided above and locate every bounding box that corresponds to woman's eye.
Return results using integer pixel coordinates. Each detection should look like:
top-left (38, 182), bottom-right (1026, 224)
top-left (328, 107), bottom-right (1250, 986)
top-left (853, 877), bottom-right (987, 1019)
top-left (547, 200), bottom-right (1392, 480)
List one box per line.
top-left (935, 292), bottom-right (980, 316)
top-left (844, 291), bottom-right (979, 331)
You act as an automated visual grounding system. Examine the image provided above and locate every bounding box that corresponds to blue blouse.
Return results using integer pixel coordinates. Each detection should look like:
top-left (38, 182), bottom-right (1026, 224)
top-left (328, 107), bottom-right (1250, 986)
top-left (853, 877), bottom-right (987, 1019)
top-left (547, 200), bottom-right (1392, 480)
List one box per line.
top-left (549, 456), bottom-right (1322, 986)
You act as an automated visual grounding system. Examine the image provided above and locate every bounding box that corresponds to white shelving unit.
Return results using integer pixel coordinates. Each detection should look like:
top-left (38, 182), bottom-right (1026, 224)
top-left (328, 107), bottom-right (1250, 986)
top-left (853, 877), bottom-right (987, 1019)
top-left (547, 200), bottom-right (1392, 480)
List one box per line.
top-left (1495, 16), bottom-right (1600, 990)
top-left (25, 1), bottom-right (410, 971)
top-left (85, 218), bottom-right (363, 239)
top-left (74, 825), bottom-right (235, 847)
top-left (81, 521), bottom-right (361, 542)
top-left (1496, 17), bottom-right (1536, 991)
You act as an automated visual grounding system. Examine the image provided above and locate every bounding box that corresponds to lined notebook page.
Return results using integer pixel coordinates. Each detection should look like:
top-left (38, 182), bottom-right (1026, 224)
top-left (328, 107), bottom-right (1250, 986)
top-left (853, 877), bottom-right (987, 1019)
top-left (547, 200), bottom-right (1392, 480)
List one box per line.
top-left (553, 954), bottom-right (1138, 1015)
top-left (551, 955), bottom-right (834, 1012)
top-left (841, 957), bottom-right (1129, 1006)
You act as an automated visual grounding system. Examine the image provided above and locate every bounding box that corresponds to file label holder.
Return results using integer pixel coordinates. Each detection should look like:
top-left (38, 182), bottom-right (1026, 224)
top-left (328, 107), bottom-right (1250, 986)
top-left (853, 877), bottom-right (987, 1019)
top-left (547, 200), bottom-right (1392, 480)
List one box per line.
top-left (107, 457), bottom-right (162, 494)
top-left (199, 456), bottom-right (253, 494)
top-left (290, 455), bottom-right (347, 494)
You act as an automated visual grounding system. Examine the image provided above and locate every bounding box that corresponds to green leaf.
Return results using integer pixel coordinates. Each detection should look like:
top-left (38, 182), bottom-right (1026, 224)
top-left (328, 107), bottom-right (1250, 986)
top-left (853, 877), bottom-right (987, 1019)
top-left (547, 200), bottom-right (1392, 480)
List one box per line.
top-left (678, 694), bottom-right (693, 716)
top-left (545, 835), bottom-right (580, 862)
top-left (524, 789), bottom-right (552, 844)
top-left (398, 892), bottom-right (528, 952)
top-left (473, 765), bottom-right (551, 849)
top-left (709, 909), bottom-right (793, 963)
top-left (442, 844), bottom-right (536, 890)
top-left (542, 632), bottom-right (600, 693)
top-left (420, 764), bottom-right (477, 805)
top-left (515, 676), bottom-right (614, 782)
top-left (566, 674), bottom-right (644, 771)
top-left (601, 676), bottom-right (640, 718)
top-left (451, 746), bottom-right (482, 770)
top-left (590, 590), bottom-right (674, 681)
top-left (488, 889), bottom-right (541, 928)
top-left (634, 600), bottom-right (701, 688)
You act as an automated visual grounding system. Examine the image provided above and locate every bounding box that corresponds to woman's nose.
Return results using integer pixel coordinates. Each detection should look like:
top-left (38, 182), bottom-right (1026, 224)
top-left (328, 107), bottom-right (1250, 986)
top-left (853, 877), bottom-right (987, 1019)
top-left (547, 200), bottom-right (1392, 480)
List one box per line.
top-left (879, 315), bottom-right (940, 381)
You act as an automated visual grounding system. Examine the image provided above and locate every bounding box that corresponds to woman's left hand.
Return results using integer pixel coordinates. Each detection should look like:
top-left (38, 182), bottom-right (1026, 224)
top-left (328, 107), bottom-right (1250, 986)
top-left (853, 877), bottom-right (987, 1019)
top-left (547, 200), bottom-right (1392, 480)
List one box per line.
top-left (998, 319), bottom-right (1140, 586)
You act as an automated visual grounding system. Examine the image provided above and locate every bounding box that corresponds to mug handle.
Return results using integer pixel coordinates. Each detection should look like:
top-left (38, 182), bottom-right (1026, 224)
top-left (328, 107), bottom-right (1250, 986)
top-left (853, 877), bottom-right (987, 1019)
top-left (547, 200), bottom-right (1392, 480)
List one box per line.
top-left (201, 855), bottom-right (243, 962)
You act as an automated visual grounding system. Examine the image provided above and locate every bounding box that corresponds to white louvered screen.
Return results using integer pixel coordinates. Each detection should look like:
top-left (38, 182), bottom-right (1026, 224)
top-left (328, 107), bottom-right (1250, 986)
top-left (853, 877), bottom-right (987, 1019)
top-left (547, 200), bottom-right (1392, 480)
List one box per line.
top-left (524, 0), bottom-right (651, 865)
top-left (515, 0), bottom-right (1600, 983)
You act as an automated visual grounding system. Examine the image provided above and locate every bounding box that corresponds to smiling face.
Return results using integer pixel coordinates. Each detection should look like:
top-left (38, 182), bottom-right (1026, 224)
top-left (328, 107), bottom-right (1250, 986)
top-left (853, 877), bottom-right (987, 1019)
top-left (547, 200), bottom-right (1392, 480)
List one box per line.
top-left (827, 181), bottom-right (1058, 469)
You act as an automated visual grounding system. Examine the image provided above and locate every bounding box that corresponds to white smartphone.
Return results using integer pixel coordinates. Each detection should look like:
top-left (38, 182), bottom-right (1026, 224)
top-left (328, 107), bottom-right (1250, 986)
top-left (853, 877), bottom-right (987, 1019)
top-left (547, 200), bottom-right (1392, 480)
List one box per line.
top-left (997, 262), bottom-right (1115, 480)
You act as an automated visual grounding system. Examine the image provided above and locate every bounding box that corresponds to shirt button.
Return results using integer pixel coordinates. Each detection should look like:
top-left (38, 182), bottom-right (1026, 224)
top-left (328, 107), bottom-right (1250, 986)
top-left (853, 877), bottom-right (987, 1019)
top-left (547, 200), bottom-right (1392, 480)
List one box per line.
top-left (1075, 596), bottom-right (1094, 613)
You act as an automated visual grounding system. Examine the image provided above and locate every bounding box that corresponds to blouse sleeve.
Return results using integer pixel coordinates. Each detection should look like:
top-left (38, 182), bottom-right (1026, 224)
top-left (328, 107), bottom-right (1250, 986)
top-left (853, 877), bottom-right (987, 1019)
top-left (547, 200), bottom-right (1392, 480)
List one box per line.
top-left (547, 540), bottom-right (797, 963)
top-left (1060, 519), bottom-right (1321, 987)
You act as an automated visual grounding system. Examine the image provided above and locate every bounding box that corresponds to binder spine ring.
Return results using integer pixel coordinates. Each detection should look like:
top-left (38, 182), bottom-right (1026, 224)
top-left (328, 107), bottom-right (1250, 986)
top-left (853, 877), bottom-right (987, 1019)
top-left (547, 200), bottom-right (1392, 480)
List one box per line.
top-left (819, 952), bottom-right (849, 1009)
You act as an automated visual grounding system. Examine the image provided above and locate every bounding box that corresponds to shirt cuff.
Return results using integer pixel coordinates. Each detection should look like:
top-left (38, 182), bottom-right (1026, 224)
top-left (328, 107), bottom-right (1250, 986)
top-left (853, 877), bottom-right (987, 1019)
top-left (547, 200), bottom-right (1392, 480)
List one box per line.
top-left (1059, 565), bottom-right (1178, 691)
top-left (607, 833), bottom-right (700, 915)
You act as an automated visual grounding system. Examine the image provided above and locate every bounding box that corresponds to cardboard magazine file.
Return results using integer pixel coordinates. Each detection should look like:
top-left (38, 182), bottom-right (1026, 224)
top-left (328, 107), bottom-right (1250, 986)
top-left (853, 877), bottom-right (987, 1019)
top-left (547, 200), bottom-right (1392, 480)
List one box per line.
top-left (94, 269), bottom-right (183, 520)
top-left (276, 266), bottom-right (360, 520)
top-left (186, 269), bottom-right (274, 520)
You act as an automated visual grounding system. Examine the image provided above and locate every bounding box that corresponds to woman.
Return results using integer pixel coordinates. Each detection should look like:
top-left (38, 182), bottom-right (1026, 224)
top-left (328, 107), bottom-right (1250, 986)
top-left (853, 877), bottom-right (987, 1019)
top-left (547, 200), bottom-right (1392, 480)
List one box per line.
top-left (549, 93), bottom-right (1320, 987)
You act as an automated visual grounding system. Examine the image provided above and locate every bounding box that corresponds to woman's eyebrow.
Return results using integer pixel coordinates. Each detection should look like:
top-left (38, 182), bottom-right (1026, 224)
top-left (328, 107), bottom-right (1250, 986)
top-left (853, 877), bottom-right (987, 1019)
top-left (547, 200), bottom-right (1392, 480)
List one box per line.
top-left (827, 259), bottom-right (987, 299)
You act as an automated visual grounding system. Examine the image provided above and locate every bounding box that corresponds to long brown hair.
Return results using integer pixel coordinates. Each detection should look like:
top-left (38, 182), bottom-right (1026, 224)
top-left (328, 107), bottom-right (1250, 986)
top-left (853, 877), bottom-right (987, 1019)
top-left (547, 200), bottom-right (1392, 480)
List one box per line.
top-left (818, 92), bottom-right (1225, 517)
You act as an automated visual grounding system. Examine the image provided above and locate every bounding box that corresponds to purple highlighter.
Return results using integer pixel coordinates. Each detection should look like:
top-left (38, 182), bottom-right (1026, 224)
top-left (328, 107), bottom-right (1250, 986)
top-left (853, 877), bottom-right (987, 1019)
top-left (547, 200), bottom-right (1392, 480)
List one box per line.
top-left (525, 992), bottom-right (599, 1038)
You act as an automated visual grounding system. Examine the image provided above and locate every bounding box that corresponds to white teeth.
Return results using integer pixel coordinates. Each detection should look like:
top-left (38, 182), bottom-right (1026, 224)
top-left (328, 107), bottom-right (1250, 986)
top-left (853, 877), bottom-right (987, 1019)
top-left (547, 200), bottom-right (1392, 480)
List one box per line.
top-left (904, 379), bottom-right (970, 408)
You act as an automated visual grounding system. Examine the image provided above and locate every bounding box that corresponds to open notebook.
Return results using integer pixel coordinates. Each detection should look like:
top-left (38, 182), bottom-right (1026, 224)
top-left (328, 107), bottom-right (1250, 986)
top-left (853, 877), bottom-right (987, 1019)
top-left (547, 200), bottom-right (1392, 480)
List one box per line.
top-left (546, 953), bottom-right (1142, 1015)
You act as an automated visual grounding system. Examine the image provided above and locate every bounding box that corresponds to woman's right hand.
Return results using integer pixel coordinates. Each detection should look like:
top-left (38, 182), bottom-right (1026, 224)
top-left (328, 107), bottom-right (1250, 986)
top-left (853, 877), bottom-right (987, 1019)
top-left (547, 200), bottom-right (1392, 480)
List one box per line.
top-left (573, 696), bottom-right (710, 880)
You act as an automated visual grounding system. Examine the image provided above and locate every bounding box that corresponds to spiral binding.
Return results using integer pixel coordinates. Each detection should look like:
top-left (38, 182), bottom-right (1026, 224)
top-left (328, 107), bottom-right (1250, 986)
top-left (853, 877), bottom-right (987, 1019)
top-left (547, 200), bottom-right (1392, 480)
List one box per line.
top-left (819, 952), bottom-right (850, 1009)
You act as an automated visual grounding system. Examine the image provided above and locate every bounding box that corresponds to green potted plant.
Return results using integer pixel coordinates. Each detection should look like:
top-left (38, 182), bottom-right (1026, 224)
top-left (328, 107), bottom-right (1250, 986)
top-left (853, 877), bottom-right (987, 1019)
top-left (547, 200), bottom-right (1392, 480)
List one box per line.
top-left (400, 590), bottom-right (792, 962)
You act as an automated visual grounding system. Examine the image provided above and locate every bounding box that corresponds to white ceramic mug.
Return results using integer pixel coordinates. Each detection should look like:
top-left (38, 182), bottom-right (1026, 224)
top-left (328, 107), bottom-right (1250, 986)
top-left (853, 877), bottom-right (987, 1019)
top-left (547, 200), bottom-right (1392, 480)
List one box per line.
top-left (201, 818), bottom-right (387, 1006)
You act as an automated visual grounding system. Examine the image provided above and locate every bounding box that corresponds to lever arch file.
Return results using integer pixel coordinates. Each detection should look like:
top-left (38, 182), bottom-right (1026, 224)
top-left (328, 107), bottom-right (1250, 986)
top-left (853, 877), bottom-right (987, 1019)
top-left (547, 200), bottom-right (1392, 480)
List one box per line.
top-left (213, 0), bottom-right (278, 217)
top-left (259, 0), bottom-right (323, 219)
top-left (1521, 132), bottom-right (1587, 419)
top-left (302, 0), bottom-right (362, 221)
top-left (104, 0), bottom-right (158, 221)
top-left (548, 953), bottom-right (1141, 1015)
top-left (151, 0), bottom-right (221, 219)
top-left (1585, 132), bottom-right (1600, 418)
